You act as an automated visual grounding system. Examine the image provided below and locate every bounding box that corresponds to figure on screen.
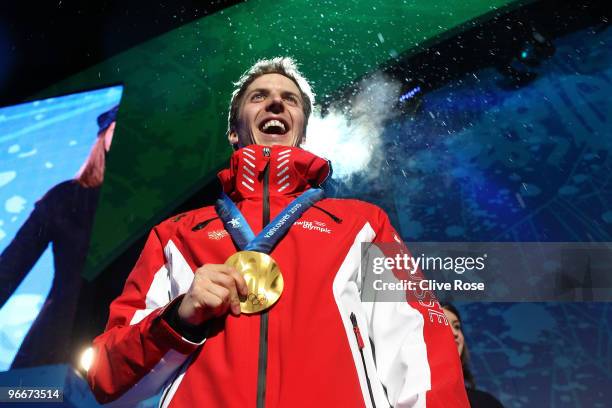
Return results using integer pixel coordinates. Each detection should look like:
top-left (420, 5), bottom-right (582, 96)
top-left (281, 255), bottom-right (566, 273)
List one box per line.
top-left (87, 58), bottom-right (468, 407)
top-left (0, 105), bottom-right (118, 369)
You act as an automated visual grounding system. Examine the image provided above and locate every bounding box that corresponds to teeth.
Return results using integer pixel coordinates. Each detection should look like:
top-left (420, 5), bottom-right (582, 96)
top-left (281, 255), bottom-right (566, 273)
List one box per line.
top-left (262, 119), bottom-right (286, 132)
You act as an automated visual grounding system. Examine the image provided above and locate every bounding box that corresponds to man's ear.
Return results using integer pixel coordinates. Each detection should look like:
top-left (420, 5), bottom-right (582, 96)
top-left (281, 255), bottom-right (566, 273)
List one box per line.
top-left (228, 131), bottom-right (239, 147)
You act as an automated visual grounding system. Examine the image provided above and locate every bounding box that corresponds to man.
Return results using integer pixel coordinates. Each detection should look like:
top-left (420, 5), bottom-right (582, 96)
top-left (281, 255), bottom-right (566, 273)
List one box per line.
top-left (87, 57), bottom-right (468, 407)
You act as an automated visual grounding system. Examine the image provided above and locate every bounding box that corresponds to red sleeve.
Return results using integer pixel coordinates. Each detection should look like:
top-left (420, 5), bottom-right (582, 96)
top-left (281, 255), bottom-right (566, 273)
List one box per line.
top-left (87, 227), bottom-right (201, 404)
top-left (370, 208), bottom-right (469, 407)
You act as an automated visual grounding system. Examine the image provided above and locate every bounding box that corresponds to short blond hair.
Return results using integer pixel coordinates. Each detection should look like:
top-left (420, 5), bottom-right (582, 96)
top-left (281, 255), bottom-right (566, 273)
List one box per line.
top-left (227, 57), bottom-right (315, 138)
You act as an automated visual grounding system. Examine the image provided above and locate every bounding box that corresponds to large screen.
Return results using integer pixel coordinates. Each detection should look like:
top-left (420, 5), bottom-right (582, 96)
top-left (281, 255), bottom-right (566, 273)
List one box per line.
top-left (0, 85), bottom-right (123, 370)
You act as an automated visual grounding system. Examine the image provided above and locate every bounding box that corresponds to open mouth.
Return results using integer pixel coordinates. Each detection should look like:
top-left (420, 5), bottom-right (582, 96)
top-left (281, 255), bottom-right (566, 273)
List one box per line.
top-left (259, 118), bottom-right (289, 135)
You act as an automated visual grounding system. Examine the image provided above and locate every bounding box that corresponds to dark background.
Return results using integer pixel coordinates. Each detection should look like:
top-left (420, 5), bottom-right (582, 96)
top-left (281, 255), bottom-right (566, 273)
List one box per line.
top-left (1, 1), bottom-right (609, 107)
top-left (0, 1), bottom-right (241, 106)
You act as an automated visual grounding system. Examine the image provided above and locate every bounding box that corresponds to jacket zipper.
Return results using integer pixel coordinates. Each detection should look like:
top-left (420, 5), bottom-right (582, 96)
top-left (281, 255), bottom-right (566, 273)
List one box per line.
top-left (256, 147), bottom-right (271, 408)
top-left (262, 147), bottom-right (271, 226)
top-left (350, 312), bottom-right (377, 408)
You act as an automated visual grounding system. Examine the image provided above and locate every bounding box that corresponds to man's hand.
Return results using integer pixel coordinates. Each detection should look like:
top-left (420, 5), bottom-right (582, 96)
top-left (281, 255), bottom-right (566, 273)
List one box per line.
top-left (178, 264), bottom-right (248, 326)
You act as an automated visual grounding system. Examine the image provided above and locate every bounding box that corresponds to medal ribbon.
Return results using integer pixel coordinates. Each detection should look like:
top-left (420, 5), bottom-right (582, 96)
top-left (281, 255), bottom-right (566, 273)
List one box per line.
top-left (215, 188), bottom-right (325, 253)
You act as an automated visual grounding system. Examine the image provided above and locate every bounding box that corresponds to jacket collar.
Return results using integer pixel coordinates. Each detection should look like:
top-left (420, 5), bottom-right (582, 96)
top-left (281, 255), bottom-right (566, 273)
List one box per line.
top-left (218, 145), bottom-right (330, 201)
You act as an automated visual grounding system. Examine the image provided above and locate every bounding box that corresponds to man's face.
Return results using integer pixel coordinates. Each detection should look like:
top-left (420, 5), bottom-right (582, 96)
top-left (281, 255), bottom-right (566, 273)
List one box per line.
top-left (229, 73), bottom-right (305, 148)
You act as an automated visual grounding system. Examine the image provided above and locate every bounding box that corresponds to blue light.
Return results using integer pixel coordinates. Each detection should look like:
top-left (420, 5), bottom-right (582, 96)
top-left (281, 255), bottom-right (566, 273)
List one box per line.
top-left (399, 86), bottom-right (422, 102)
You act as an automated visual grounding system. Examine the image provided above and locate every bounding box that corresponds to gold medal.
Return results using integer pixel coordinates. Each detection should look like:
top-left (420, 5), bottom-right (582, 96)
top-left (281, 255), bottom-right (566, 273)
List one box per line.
top-left (225, 251), bottom-right (284, 314)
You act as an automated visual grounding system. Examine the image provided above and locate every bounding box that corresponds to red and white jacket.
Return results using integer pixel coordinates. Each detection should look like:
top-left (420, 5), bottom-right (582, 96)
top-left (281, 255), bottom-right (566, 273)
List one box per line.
top-left (87, 145), bottom-right (469, 407)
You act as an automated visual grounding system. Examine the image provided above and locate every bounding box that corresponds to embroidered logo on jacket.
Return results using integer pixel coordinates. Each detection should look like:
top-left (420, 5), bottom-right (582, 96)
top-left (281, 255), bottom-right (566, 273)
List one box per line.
top-left (208, 230), bottom-right (229, 240)
top-left (294, 220), bottom-right (332, 234)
